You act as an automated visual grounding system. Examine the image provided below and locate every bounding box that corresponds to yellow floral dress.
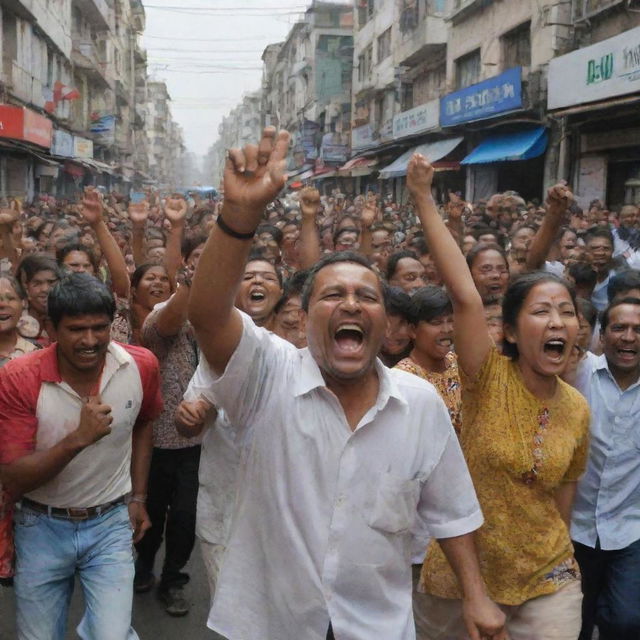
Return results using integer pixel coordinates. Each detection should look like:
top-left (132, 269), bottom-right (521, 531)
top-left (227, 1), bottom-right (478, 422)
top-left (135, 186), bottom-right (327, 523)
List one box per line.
top-left (422, 347), bottom-right (590, 605)
top-left (395, 352), bottom-right (462, 435)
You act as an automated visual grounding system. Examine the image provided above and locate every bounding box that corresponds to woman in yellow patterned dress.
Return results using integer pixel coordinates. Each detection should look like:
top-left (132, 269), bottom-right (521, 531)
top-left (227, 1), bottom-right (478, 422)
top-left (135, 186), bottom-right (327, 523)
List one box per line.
top-left (407, 154), bottom-right (590, 639)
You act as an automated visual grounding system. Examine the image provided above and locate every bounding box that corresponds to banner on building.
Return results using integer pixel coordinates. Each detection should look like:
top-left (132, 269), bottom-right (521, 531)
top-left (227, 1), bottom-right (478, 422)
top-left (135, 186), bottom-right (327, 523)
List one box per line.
top-left (52, 129), bottom-right (74, 157)
top-left (73, 136), bottom-right (94, 159)
top-left (393, 99), bottom-right (439, 139)
top-left (0, 105), bottom-right (52, 148)
top-left (321, 131), bottom-right (349, 164)
top-left (351, 123), bottom-right (375, 152)
top-left (548, 25), bottom-right (640, 110)
top-left (90, 114), bottom-right (116, 145)
top-left (440, 67), bottom-right (522, 127)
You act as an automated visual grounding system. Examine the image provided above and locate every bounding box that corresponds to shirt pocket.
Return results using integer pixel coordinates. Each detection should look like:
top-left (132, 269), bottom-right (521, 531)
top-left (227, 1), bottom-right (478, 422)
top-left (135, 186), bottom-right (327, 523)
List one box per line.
top-left (368, 472), bottom-right (421, 534)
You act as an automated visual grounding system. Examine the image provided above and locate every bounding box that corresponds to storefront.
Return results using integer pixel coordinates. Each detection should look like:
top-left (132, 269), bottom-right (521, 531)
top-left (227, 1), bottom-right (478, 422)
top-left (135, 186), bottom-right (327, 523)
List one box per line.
top-left (548, 26), bottom-right (640, 209)
top-left (440, 67), bottom-right (547, 202)
top-left (0, 105), bottom-right (54, 199)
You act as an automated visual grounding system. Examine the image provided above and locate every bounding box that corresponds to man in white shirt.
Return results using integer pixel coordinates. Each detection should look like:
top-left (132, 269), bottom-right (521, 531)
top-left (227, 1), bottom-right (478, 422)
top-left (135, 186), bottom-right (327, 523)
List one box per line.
top-left (188, 127), bottom-right (506, 640)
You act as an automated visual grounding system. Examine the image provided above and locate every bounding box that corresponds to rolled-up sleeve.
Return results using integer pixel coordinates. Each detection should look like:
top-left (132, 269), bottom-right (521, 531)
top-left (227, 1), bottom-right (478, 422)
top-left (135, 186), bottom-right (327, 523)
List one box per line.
top-left (417, 400), bottom-right (483, 539)
top-left (197, 312), bottom-right (294, 429)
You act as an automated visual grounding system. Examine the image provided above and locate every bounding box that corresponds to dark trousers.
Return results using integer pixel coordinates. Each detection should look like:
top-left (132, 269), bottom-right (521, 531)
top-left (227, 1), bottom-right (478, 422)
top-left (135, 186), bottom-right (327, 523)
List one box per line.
top-left (574, 537), bottom-right (640, 640)
top-left (326, 624), bottom-right (334, 640)
top-left (135, 446), bottom-right (201, 589)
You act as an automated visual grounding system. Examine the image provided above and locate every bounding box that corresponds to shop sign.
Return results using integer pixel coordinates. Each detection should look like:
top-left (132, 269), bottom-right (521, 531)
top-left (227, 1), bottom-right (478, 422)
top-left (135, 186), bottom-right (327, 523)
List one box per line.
top-left (52, 129), bottom-right (74, 157)
top-left (321, 131), bottom-right (349, 164)
top-left (0, 105), bottom-right (53, 148)
top-left (393, 99), bottom-right (439, 139)
top-left (440, 67), bottom-right (522, 127)
top-left (351, 123), bottom-right (375, 151)
top-left (548, 26), bottom-right (640, 110)
top-left (90, 114), bottom-right (116, 145)
top-left (73, 136), bottom-right (94, 159)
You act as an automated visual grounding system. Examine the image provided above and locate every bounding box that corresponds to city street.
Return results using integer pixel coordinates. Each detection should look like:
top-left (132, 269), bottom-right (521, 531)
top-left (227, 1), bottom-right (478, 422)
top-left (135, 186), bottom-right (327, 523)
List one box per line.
top-left (0, 543), bottom-right (224, 640)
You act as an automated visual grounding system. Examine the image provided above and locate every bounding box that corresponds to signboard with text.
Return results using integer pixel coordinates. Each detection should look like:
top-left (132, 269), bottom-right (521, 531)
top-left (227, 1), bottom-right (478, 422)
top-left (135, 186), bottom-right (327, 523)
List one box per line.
top-left (548, 26), bottom-right (640, 110)
top-left (73, 136), bottom-right (94, 159)
top-left (351, 124), bottom-right (375, 151)
top-left (0, 105), bottom-right (52, 148)
top-left (52, 129), bottom-right (74, 157)
top-left (393, 100), bottom-right (439, 139)
top-left (440, 67), bottom-right (522, 127)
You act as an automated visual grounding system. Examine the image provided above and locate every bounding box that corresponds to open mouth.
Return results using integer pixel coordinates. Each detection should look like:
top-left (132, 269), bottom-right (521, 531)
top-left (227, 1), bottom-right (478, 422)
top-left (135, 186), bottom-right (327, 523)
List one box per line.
top-left (543, 339), bottom-right (566, 358)
top-left (334, 323), bottom-right (364, 353)
top-left (0, 314), bottom-right (12, 322)
top-left (618, 347), bottom-right (637, 360)
top-left (249, 290), bottom-right (266, 303)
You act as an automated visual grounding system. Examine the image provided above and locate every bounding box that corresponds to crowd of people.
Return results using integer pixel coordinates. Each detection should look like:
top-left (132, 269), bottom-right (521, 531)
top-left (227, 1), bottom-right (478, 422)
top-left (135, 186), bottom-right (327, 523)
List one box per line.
top-left (0, 125), bottom-right (638, 640)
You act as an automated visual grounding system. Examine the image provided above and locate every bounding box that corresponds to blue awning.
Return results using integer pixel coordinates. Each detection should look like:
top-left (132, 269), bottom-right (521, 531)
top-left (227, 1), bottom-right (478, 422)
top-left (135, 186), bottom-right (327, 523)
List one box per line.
top-left (378, 137), bottom-right (463, 179)
top-left (461, 127), bottom-right (548, 165)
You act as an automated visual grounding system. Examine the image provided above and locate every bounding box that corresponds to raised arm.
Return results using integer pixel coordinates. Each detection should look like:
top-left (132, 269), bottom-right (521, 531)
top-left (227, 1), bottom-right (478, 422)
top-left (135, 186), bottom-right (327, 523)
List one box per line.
top-left (81, 187), bottom-right (130, 298)
top-left (407, 154), bottom-right (492, 378)
top-left (129, 200), bottom-right (149, 266)
top-left (0, 206), bottom-right (18, 269)
top-left (188, 127), bottom-right (290, 374)
top-left (358, 194), bottom-right (378, 258)
top-left (163, 194), bottom-right (188, 285)
top-left (525, 183), bottom-right (573, 271)
top-left (298, 186), bottom-right (322, 269)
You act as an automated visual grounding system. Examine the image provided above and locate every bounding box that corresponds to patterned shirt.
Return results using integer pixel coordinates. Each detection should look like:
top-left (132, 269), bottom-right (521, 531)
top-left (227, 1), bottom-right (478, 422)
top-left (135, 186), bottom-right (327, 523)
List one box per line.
top-left (422, 347), bottom-right (590, 605)
top-left (395, 352), bottom-right (462, 435)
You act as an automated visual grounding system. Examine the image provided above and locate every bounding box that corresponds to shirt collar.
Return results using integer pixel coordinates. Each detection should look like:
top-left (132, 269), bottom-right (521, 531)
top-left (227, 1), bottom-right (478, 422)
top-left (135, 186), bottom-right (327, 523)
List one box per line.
top-left (41, 342), bottom-right (130, 385)
top-left (293, 348), bottom-right (409, 410)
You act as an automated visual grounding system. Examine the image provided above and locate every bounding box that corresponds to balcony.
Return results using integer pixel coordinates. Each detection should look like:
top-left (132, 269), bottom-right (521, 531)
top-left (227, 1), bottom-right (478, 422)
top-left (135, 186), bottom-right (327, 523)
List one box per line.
top-left (2, 58), bottom-right (44, 108)
top-left (73, 0), bottom-right (111, 30)
top-left (71, 40), bottom-right (113, 89)
top-left (395, 9), bottom-right (447, 66)
top-left (572, 0), bottom-right (625, 21)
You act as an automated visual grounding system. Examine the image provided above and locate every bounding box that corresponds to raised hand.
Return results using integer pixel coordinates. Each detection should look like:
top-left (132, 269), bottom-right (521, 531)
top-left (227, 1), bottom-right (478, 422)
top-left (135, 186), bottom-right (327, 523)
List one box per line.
top-left (81, 187), bottom-right (105, 227)
top-left (545, 182), bottom-right (573, 219)
top-left (128, 200), bottom-right (149, 229)
top-left (407, 154), bottom-right (435, 201)
top-left (223, 127), bottom-right (291, 233)
top-left (299, 187), bottom-right (321, 220)
top-left (164, 194), bottom-right (188, 227)
top-left (361, 194), bottom-right (379, 229)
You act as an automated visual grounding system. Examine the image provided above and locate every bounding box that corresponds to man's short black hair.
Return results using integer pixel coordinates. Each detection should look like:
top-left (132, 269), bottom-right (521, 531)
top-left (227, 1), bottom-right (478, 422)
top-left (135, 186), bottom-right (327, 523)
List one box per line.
top-left (256, 223), bottom-right (283, 246)
top-left (48, 273), bottom-right (116, 328)
top-left (16, 254), bottom-right (62, 286)
top-left (386, 250), bottom-right (419, 282)
top-left (181, 233), bottom-right (208, 260)
top-left (568, 262), bottom-right (597, 289)
top-left (585, 226), bottom-right (614, 246)
top-left (274, 269), bottom-right (309, 315)
top-left (607, 269), bottom-right (640, 302)
top-left (245, 249), bottom-right (284, 288)
top-left (301, 251), bottom-right (381, 312)
top-left (600, 296), bottom-right (640, 333)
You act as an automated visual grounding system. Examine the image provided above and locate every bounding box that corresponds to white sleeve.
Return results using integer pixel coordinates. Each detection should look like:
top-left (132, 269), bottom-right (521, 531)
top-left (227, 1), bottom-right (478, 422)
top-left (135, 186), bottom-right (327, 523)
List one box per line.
top-left (194, 311), bottom-right (295, 429)
top-left (417, 400), bottom-right (483, 539)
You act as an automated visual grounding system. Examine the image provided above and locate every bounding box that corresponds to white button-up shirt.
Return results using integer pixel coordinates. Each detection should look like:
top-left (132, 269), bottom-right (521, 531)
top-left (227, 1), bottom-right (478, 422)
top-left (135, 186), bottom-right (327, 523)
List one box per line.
top-left (572, 352), bottom-right (640, 550)
top-left (199, 313), bottom-right (482, 640)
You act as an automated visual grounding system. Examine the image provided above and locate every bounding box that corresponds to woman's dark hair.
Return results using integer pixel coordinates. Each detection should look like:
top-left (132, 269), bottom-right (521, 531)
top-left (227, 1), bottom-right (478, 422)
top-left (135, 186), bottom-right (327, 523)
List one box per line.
top-left (301, 251), bottom-right (380, 312)
top-left (56, 243), bottom-right (99, 272)
top-left (333, 226), bottom-right (359, 246)
top-left (502, 271), bottom-right (576, 359)
top-left (386, 250), bottom-right (419, 281)
top-left (383, 284), bottom-right (411, 319)
top-left (576, 297), bottom-right (598, 330)
top-left (607, 269), bottom-right (640, 303)
top-left (407, 285), bottom-right (452, 325)
top-left (600, 296), bottom-right (640, 332)
top-left (181, 233), bottom-right (208, 260)
top-left (131, 262), bottom-right (168, 291)
top-left (466, 242), bottom-right (508, 271)
top-left (16, 254), bottom-right (62, 286)
top-left (256, 223), bottom-right (283, 245)
top-left (48, 273), bottom-right (115, 328)
top-left (245, 249), bottom-right (284, 287)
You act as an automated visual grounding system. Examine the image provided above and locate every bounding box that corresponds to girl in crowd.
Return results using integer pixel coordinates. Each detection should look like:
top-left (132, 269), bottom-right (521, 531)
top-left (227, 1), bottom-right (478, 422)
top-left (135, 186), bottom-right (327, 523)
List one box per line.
top-left (407, 153), bottom-right (590, 639)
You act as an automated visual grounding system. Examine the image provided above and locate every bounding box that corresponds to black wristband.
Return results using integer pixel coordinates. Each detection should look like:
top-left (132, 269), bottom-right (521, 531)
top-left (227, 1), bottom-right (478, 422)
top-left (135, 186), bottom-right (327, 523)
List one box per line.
top-left (216, 215), bottom-right (255, 240)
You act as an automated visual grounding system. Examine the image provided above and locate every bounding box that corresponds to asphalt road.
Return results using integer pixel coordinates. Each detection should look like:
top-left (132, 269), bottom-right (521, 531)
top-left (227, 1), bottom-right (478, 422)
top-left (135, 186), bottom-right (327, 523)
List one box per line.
top-left (0, 541), bottom-right (225, 640)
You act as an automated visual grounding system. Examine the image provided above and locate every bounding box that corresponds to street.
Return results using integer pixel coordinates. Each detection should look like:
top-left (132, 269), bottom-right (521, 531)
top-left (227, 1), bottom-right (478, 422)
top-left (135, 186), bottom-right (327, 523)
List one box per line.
top-left (0, 542), bottom-right (225, 640)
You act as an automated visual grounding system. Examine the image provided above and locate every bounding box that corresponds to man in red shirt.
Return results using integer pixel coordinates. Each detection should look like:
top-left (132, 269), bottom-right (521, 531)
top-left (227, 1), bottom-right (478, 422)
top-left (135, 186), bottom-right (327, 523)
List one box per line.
top-left (0, 272), bottom-right (162, 640)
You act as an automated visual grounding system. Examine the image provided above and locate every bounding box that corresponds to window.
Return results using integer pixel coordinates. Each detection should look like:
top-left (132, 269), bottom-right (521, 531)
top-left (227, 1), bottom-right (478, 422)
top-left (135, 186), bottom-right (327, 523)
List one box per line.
top-left (400, 82), bottom-right (414, 111)
top-left (377, 28), bottom-right (391, 63)
top-left (455, 49), bottom-right (480, 89)
top-left (400, 0), bottom-right (419, 33)
top-left (502, 22), bottom-right (531, 69)
top-left (357, 0), bottom-right (375, 27)
top-left (358, 44), bottom-right (373, 83)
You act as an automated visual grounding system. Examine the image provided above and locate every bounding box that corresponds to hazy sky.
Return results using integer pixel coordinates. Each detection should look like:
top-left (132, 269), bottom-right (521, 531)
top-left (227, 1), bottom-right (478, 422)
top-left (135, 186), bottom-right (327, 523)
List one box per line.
top-left (143, 0), bottom-right (317, 157)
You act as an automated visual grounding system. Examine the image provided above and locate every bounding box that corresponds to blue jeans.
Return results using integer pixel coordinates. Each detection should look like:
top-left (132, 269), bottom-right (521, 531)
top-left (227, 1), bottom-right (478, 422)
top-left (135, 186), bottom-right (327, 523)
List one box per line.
top-left (574, 537), bottom-right (640, 640)
top-left (14, 502), bottom-right (139, 640)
